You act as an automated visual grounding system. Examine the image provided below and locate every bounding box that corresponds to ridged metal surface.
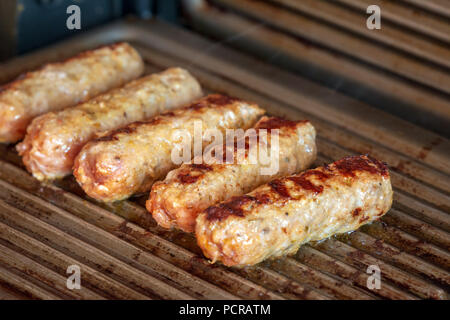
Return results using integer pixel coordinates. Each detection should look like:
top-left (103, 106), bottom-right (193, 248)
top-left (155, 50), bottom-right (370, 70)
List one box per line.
top-left (0, 17), bottom-right (448, 299)
top-left (186, 0), bottom-right (450, 137)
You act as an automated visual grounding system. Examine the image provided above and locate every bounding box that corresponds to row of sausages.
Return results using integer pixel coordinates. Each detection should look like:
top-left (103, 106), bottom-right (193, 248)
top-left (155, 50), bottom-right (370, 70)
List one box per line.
top-left (0, 43), bottom-right (393, 267)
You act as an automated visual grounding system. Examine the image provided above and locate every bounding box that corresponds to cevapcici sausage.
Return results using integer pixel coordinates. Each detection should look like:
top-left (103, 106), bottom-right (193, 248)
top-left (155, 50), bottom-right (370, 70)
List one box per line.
top-left (196, 155), bottom-right (393, 267)
top-left (148, 116), bottom-right (317, 232)
top-left (17, 67), bottom-right (202, 181)
top-left (73, 94), bottom-right (265, 202)
top-left (0, 42), bottom-right (144, 143)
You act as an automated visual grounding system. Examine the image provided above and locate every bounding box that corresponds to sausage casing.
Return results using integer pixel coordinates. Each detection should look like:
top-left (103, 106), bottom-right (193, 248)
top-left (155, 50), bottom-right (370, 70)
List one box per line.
top-left (196, 155), bottom-right (393, 267)
top-left (148, 116), bottom-right (317, 232)
top-left (17, 67), bottom-right (202, 181)
top-left (0, 42), bottom-right (144, 143)
top-left (73, 94), bottom-right (265, 202)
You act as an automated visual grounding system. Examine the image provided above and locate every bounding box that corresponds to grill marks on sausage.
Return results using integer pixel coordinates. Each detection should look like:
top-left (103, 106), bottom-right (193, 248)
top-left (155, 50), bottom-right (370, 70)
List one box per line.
top-left (177, 164), bottom-right (212, 184)
top-left (93, 110), bottom-right (178, 143)
top-left (332, 155), bottom-right (389, 178)
top-left (256, 117), bottom-right (308, 130)
top-left (204, 155), bottom-right (389, 222)
top-left (205, 167), bottom-right (332, 221)
top-left (288, 170), bottom-right (330, 195)
top-left (352, 208), bottom-right (362, 217)
top-left (190, 163), bottom-right (213, 171)
top-left (206, 195), bottom-right (256, 221)
top-left (94, 121), bottom-right (149, 142)
top-left (258, 170), bottom-right (331, 201)
top-left (269, 180), bottom-right (290, 198)
top-left (211, 116), bottom-right (304, 163)
top-left (253, 192), bottom-right (272, 205)
top-left (93, 94), bottom-right (240, 144)
top-left (188, 94), bottom-right (239, 111)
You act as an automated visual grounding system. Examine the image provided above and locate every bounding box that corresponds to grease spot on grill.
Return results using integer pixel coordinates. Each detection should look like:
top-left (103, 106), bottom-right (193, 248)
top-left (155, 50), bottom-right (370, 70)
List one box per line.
top-left (417, 137), bottom-right (443, 160)
top-left (188, 94), bottom-right (239, 111)
top-left (269, 179), bottom-right (290, 198)
top-left (94, 121), bottom-right (148, 142)
top-left (254, 192), bottom-right (272, 204)
top-left (288, 169), bottom-right (329, 194)
top-left (352, 208), bottom-right (362, 217)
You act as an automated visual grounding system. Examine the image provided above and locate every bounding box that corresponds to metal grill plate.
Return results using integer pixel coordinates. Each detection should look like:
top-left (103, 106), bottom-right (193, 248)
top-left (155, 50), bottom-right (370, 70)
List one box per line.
top-left (0, 18), bottom-right (448, 300)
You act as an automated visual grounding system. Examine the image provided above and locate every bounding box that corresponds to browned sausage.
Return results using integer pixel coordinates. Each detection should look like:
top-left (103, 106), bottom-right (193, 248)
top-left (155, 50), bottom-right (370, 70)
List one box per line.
top-left (148, 116), bottom-right (317, 232)
top-left (0, 42), bottom-right (144, 143)
top-left (17, 68), bottom-right (202, 181)
top-left (73, 94), bottom-right (265, 202)
top-left (196, 155), bottom-right (393, 267)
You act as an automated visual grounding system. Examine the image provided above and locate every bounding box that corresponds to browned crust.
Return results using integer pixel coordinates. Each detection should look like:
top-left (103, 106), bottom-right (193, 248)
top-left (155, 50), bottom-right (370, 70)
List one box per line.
top-left (205, 155), bottom-right (389, 222)
top-left (255, 117), bottom-right (309, 129)
top-left (91, 94), bottom-right (250, 144)
top-left (287, 170), bottom-right (330, 195)
top-left (330, 154), bottom-right (389, 178)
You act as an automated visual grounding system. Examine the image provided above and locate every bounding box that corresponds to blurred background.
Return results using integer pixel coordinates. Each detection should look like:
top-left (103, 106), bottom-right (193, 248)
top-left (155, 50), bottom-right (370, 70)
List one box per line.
top-left (0, 0), bottom-right (449, 137)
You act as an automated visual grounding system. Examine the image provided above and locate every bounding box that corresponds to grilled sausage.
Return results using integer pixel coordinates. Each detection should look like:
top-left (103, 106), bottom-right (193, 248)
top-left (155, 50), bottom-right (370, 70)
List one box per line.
top-left (17, 68), bottom-right (202, 181)
top-left (148, 116), bottom-right (317, 232)
top-left (196, 155), bottom-right (393, 267)
top-left (0, 42), bottom-right (144, 143)
top-left (73, 94), bottom-right (265, 202)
